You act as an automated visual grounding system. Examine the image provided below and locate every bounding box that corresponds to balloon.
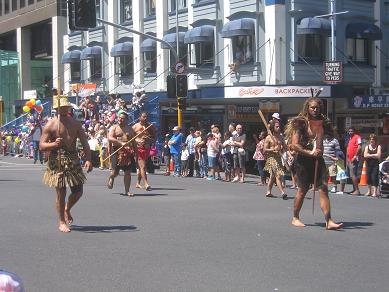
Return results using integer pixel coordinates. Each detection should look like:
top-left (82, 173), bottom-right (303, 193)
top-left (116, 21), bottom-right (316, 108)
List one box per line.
top-left (15, 137), bottom-right (20, 143)
top-left (85, 120), bottom-right (90, 126)
top-left (22, 125), bottom-right (29, 133)
top-left (30, 99), bottom-right (36, 106)
top-left (26, 101), bottom-right (33, 108)
top-left (35, 105), bottom-right (43, 112)
top-left (6, 136), bottom-right (11, 142)
top-left (23, 105), bottom-right (30, 112)
top-left (36, 100), bottom-right (42, 106)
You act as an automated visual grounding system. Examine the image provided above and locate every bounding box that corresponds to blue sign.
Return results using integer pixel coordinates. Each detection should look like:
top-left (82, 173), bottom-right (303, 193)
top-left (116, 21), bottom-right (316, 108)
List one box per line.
top-left (350, 95), bottom-right (389, 109)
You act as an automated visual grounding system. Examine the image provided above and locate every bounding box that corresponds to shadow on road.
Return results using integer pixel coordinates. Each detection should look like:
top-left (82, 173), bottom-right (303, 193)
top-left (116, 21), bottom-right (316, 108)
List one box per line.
top-left (117, 192), bottom-right (168, 197)
top-left (70, 225), bottom-right (138, 233)
top-left (151, 187), bottom-right (185, 191)
top-left (313, 221), bottom-right (374, 230)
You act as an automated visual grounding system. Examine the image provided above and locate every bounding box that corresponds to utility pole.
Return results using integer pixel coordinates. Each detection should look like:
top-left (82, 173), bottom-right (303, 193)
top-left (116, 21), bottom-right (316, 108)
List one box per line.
top-left (315, 0), bottom-right (348, 61)
top-left (175, 0), bottom-right (182, 128)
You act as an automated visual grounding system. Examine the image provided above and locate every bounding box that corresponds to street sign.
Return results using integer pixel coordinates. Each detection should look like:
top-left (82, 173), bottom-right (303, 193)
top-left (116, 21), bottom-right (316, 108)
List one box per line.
top-left (323, 61), bottom-right (342, 84)
top-left (174, 62), bottom-right (186, 74)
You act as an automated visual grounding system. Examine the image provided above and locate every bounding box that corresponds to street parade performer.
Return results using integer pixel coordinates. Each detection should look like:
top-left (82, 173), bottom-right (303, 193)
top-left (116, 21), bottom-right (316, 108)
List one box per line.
top-left (285, 97), bottom-right (342, 230)
top-left (107, 111), bottom-right (136, 196)
top-left (132, 112), bottom-right (156, 191)
top-left (40, 95), bottom-right (92, 233)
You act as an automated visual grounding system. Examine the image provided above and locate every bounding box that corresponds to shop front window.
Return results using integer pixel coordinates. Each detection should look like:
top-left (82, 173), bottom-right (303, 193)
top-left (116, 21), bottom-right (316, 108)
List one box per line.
top-left (171, 0), bottom-right (187, 11)
top-left (298, 34), bottom-right (327, 62)
top-left (232, 35), bottom-right (254, 65)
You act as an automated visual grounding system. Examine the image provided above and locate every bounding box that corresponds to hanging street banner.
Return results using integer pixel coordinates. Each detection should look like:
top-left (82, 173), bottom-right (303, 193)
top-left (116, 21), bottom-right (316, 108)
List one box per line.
top-left (71, 83), bottom-right (97, 97)
top-left (225, 86), bottom-right (330, 98)
top-left (323, 61), bottom-right (343, 84)
top-left (350, 95), bottom-right (389, 109)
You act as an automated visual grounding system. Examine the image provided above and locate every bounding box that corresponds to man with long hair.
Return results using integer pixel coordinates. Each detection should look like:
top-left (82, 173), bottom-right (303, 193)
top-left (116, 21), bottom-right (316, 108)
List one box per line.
top-left (285, 97), bottom-right (342, 230)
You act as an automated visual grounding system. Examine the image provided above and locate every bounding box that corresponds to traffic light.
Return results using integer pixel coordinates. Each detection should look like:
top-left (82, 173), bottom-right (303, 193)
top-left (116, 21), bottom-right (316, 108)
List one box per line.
top-left (167, 75), bottom-right (176, 98)
top-left (68, 0), bottom-right (97, 31)
top-left (176, 75), bottom-right (188, 97)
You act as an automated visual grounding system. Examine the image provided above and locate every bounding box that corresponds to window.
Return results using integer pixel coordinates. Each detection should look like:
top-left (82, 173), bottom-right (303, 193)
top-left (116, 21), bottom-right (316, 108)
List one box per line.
top-left (120, 0), bottom-right (132, 23)
top-left (347, 38), bottom-right (371, 64)
top-left (20, 0), bottom-right (26, 8)
top-left (96, 0), bottom-right (102, 20)
top-left (297, 34), bottom-right (326, 62)
top-left (12, 0), bottom-right (17, 11)
top-left (143, 51), bottom-right (157, 74)
top-left (70, 62), bottom-right (81, 82)
top-left (5, 0), bottom-right (10, 14)
top-left (115, 56), bottom-right (133, 78)
top-left (145, 0), bottom-right (156, 17)
top-left (190, 42), bottom-right (214, 67)
top-left (169, 46), bottom-right (187, 68)
top-left (171, 0), bottom-right (187, 11)
top-left (232, 35), bottom-right (254, 65)
top-left (89, 58), bottom-right (102, 80)
top-left (28, 0), bottom-right (34, 5)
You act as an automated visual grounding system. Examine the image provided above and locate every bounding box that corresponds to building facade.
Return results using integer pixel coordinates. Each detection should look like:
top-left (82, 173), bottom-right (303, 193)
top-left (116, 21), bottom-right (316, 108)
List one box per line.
top-left (0, 0), bottom-right (68, 123)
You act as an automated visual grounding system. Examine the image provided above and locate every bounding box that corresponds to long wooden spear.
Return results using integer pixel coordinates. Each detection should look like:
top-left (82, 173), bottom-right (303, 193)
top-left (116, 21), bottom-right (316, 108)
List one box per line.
top-left (103, 124), bottom-right (153, 162)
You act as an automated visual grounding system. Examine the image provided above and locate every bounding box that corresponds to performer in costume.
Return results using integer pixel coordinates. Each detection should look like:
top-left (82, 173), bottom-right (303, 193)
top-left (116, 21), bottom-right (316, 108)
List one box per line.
top-left (285, 97), bottom-right (342, 230)
top-left (107, 111), bottom-right (136, 196)
top-left (40, 95), bottom-right (93, 233)
top-left (132, 112), bottom-right (156, 191)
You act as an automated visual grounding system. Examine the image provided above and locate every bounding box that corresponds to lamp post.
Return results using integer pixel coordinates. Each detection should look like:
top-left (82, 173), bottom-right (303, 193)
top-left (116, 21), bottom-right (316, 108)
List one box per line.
top-left (315, 0), bottom-right (348, 61)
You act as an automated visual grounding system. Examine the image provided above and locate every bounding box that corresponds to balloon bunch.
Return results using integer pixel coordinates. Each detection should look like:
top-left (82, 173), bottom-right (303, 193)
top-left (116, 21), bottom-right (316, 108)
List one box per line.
top-left (23, 99), bottom-right (43, 113)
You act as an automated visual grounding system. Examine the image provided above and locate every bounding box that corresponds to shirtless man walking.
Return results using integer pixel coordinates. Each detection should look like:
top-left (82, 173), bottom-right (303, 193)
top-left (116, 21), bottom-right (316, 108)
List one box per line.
top-left (40, 95), bottom-right (92, 233)
top-left (132, 112), bottom-right (156, 191)
top-left (285, 97), bottom-right (342, 230)
top-left (107, 111), bottom-right (136, 196)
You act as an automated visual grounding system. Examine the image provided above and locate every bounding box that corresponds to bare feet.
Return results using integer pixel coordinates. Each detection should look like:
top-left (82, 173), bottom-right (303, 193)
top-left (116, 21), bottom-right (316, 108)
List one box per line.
top-left (350, 191), bottom-right (361, 196)
top-left (107, 177), bottom-right (114, 189)
top-left (265, 192), bottom-right (273, 198)
top-left (364, 192), bottom-right (371, 196)
top-left (292, 217), bottom-right (306, 227)
top-left (59, 222), bottom-right (71, 233)
top-left (326, 220), bottom-right (343, 230)
top-left (135, 183), bottom-right (143, 189)
top-left (145, 185), bottom-right (152, 191)
top-left (64, 209), bottom-right (73, 225)
top-left (127, 192), bottom-right (134, 197)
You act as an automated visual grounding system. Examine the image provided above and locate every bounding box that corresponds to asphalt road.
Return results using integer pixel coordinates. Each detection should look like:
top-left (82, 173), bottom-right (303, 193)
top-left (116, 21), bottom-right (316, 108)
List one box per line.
top-left (0, 156), bottom-right (388, 292)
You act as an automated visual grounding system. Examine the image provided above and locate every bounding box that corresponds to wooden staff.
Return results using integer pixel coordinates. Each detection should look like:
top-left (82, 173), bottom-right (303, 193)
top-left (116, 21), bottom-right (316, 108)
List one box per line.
top-left (257, 109), bottom-right (272, 137)
top-left (103, 123), bottom-right (153, 162)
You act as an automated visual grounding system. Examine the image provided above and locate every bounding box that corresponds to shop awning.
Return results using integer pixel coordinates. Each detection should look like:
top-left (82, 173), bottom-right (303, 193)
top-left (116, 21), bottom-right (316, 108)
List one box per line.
top-left (346, 22), bottom-right (382, 40)
top-left (61, 50), bottom-right (81, 64)
top-left (221, 18), bottom-right (255, 38)
top-left (140, 38), bottom-right (156, 52)
top-left (297, 17), bottom-right (331, 36)
top-left (80, 46), bottom-right (102, 60)
top-left (161, 32), bottom-right (186, 49)
top-left (184, 25), bottom-right (214, 44)
top-left (110, 42), bottom-right (133, 57)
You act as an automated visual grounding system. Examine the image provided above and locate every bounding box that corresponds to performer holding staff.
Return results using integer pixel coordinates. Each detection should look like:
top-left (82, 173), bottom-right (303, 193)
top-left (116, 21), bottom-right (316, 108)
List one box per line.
top-left (285, 97), bottom-right (342, 230)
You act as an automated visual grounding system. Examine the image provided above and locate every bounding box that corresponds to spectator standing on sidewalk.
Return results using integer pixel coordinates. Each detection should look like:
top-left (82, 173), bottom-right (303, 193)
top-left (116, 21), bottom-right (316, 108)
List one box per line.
top-left (169, 126), bottom-right (183, 176)
top-left (231, 124), bottom-right (246, 183)
top-left (30, 121), bottom-right (44, 164)
top-left (346, 127), bottom-right (362, 195)
top-left (253, 131), bottom-right (267, 186)
top-left (323, 132), bottom-right (341, 193)
top-left (185, 127), bottom-right (196, 177)
top-left (162, 134), bottom-right (171, 176)
top-left (363, 134), bottom-right (381, 197)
